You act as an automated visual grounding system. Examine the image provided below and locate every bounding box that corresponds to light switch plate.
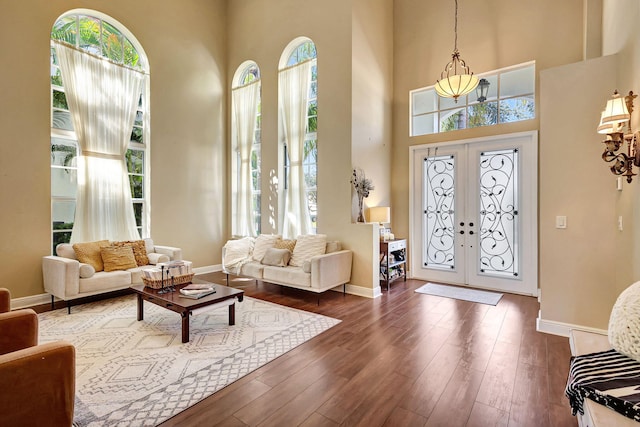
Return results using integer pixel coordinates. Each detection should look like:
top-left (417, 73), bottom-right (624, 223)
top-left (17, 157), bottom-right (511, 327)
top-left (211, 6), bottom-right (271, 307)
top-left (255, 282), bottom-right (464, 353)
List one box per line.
top-left (555, 216), bottom-right (567, 229)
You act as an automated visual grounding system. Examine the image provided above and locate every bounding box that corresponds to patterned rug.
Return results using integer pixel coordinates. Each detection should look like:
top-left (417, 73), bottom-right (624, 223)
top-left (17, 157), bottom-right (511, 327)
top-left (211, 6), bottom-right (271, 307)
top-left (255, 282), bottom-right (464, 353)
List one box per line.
top-left (38, 294), bottom-right (340, 426)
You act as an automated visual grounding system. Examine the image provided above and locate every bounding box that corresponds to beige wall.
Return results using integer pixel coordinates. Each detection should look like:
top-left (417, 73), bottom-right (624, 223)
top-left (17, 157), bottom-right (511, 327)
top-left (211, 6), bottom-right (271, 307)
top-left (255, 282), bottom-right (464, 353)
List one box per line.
top-left (0, 0), bottom-right (227, 298)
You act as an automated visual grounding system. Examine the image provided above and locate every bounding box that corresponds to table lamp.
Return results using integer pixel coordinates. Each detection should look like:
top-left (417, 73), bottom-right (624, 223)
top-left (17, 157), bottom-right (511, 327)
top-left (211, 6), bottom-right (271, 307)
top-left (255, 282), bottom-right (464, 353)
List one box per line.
top-left (368, 206), bottom-right (391, 241)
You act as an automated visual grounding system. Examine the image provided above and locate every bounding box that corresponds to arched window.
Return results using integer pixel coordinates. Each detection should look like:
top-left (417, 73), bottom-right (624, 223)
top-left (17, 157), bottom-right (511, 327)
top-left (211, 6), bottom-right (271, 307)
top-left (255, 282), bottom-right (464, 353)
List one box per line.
top-left (50, 12), bottom-right (149, 250)
top-left (279, 38), bottom-right (317, 237)
top-left (231, 61), bottom-right (261, 236)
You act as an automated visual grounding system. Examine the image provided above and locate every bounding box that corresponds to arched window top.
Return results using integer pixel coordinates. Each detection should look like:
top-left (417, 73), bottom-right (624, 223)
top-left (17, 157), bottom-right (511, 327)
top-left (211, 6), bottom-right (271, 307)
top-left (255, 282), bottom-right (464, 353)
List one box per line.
top-left (279, 37), bottom-right (316, 69)
top-left (233, 61), bottom-right (260, 88)
top-left (51, 11), bottom-right (148, 72)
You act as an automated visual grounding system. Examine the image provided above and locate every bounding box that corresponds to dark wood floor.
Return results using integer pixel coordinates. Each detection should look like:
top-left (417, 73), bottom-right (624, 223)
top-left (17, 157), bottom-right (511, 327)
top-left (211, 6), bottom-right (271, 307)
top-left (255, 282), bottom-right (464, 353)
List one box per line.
top-left (155, 272), bottom-right (577, 427)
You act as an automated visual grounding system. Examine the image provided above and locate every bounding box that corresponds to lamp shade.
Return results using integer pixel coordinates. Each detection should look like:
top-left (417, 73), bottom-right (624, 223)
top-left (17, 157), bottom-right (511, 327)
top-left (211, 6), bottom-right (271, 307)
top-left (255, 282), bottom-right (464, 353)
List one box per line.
top-left (597, 111), bottom-right (624, 134)
top-left (601, 91), bottom-right (630, 125)
top-left (435, 74), bottom-right (479, 100)
top-left (368, 206), bottom-right (390, 224)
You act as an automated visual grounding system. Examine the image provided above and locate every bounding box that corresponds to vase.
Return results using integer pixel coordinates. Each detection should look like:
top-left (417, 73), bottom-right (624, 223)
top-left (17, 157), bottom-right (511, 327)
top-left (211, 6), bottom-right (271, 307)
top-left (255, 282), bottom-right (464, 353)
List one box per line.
top-left (357, 198), bottom-right (365, 223)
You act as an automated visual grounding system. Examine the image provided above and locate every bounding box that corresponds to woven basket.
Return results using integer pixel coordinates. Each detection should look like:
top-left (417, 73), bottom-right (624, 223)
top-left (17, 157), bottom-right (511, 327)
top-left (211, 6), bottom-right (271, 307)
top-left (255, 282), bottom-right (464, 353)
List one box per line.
top-left (142, 273), bottom-right (194, 289)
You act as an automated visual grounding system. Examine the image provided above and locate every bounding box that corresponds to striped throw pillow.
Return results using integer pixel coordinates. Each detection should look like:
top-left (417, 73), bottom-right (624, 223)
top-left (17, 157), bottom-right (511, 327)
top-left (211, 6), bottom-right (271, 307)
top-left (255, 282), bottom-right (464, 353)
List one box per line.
top-left (289, 234), bottom-right (327, 267)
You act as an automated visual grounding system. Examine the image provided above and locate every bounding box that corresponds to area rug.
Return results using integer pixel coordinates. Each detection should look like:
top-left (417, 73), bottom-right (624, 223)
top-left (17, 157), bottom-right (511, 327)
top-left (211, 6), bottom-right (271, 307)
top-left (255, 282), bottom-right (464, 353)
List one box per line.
top-left (415, 282), bottom-right (503, 305)
top-left (38, 294), bottom-right (340, 426)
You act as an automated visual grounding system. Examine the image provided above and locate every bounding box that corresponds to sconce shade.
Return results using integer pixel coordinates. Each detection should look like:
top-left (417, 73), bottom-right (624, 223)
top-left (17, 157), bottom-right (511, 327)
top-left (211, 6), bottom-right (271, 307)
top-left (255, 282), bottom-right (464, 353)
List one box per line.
top-left (368, 206), bottom-right (390, 224)
top-left (601, 91), bottom-right (630, 125)
top-left (597, 111), bottom-right (624, 134)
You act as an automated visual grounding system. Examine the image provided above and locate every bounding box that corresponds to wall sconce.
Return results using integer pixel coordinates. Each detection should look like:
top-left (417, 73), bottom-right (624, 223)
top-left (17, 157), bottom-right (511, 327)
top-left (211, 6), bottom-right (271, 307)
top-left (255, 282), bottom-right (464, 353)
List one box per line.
top-left (476, 78), bottom-right (490, 103)
top-left (368, 206), bottom-right (390, 241)
top-left (598, 90), bottom-right (640, 183)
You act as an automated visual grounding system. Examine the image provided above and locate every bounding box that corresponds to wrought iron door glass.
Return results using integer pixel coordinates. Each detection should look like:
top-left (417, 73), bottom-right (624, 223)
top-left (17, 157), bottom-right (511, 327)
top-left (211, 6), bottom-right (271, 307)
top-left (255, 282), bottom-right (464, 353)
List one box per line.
top-left (423, 154), bottom-right (456, 270)
top-left (478, 148), bottom-right (519, 277)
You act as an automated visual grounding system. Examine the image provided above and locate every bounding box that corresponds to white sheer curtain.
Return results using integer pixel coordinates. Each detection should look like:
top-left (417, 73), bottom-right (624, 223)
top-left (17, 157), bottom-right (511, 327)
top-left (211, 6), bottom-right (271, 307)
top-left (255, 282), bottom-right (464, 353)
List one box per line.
top-left (232, 81), bottom-right (260, 237)
top-left (54, 42), bottom-right (144, 243)
top-left (279, 61), bottom-right (313, 238)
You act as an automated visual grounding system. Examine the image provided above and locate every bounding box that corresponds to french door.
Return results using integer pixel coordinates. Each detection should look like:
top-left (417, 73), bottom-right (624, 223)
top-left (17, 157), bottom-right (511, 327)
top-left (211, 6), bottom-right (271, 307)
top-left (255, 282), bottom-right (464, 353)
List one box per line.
top-left (410, 131), bottom-right (538, 296)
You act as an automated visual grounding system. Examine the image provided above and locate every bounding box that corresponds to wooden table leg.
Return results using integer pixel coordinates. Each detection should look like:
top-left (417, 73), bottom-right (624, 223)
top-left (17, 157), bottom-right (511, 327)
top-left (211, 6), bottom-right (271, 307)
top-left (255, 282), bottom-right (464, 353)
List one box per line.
top-left (181, 312), bottom-right (189, 343)
top-left (229, 303), bottom-right (235, 325)
top-left (137, 294), bottom-right (143, 321)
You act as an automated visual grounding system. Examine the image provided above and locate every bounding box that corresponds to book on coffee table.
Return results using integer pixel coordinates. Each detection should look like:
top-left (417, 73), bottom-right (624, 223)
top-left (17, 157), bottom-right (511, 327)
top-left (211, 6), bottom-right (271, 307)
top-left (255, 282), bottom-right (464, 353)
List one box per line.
top-left (179, 289), bottom-right (216, 299)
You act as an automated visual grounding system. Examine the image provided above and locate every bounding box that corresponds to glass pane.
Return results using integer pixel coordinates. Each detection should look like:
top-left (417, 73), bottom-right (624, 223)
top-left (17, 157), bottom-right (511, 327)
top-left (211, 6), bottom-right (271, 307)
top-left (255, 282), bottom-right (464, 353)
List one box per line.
top-left (412, 113), bottom-right (437, 136)
top-left (124, 38), bottom-right (140, 68)
top-left (52, 110), bottom-right (74, 131)
top-left (440, 108), bottom-right (467, 132)
top-left (134, 111), bottom-right (143, 127)
top-left (102, 21), bottom-right (123, 63)
top-left (479, 148), bottom-right (519, 277)
top-left (51, 66), bottom-right (63, 86)
top-left (412, 89), bottom-right (437, 115)
top-left (51, 168), bottom-right (77, 197)
top-left (439, 93), bottom-right (467, 110)
top-left (52, 90), bottom-right (69, 110)
top-left (78, 15), bottom-right (101, 55)
top-left (52, 231), bottom-right (72, 255)
top-left (500, 66), bottom-right (534, 98)
top-left (51, 138), bottom-right (77, 167)
top-left (131, 127), bottom-right (143, 144)
top-left (129, 175), bottom-right (143, 199)
top-left (52, 200), bottom-right (75, 225)
top-left (468, 101), bottom-right (499, 128)
top-left (423, 154), bottom-right (456, 270)
top-left (126, 149), bottom-right (144, 174)
top-left (499, 96), bottom-right (535, 123)
top-left (309, 80), bottom-right (318, 99)
top-left (307, 101), bottom-right (317, 132)
top-left (51, 15), bottom-right (76, 45)
top-left (470, 75), bottom-right (498, 104)
top-left (133, 202), bottom-right (143, 227)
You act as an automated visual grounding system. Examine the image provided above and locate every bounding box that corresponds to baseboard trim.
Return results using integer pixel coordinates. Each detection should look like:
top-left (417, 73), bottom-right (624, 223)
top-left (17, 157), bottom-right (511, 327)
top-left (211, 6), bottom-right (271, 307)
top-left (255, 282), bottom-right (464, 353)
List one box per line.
top-left (12, 293), bottom-right (53, 310)
top-left (193, 264), bottom-right (221, 274)
top-left (341, 283), bottom-right (379, 299)
top-left (536, 311), bottom-right (608, 337)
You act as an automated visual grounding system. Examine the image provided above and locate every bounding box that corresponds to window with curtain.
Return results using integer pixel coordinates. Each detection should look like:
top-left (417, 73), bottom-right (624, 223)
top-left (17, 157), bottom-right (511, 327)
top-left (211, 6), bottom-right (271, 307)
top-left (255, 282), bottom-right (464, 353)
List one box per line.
top-left (231, 61), bottom-right (261, 237)
top-left (279, 39), bottom-right (317, 238)
top-left (50, 12), bottom-right (149, 251)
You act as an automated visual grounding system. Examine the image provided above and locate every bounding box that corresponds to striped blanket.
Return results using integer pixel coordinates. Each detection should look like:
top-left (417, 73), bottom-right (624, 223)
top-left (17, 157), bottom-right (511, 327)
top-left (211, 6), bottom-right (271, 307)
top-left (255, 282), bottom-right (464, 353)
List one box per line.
top-left (566, 349), bottom-right (640, 421)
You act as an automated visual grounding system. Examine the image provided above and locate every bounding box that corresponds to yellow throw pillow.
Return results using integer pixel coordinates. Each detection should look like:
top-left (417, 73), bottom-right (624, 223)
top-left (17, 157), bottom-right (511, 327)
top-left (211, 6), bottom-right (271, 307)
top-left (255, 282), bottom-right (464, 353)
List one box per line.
top-left (274, 239), bottom-right (296, 253)
top-left (113, 240), bottom-right (149, 266)
top-left (73, 240), bottom-right (110, 272)
top-left (101, 246), bottom-right (137, 272)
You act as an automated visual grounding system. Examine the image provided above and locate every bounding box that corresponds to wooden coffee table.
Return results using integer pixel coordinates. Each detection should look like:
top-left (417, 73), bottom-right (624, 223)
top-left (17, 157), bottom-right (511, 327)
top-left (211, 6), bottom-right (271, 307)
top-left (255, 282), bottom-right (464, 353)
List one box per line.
top-left (130, 280), bottom-right (244, 343)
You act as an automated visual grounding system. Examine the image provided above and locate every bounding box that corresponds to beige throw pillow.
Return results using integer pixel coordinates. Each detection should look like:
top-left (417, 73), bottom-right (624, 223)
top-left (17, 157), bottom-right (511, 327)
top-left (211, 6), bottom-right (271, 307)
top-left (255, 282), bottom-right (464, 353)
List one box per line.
top-left (101, 246), bottom-right (137, 272)
top-left (113, 240), bottom-right (150, 266)
top-left (261, 248), bottom-right (291, 267)
top-left (73, 240), bottom-right (110, 272)
top-left (289, 234), bottom-right (327, 267)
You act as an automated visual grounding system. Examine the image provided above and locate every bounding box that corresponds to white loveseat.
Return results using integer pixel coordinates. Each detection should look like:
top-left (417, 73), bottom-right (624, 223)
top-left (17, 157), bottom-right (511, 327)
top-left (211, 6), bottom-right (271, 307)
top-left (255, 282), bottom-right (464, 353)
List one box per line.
top-left (43, 238), bottom-right (182, 312)
top-left (222, 234), bottom-right (352, 297)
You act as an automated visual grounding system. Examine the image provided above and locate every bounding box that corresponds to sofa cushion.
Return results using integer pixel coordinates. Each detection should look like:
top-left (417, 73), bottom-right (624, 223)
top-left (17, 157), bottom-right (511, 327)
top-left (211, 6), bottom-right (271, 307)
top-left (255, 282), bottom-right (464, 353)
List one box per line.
top-left (263, 266), bottom-right (310, 287)
top-left (239, 261), bottom-right (264, 278)
top-left (143, 238), bottom-right (154, 254)
top-left (274, 238), bottom-right (296, 253)
top-left (79, 270), bottom-right (131, 293)
top-left (289, 234), bottom-right (327, 267)
top-left (79, 263), bottom-right (95, 279)
top-left (113, 240), bottom-right (149, 266)
top-left (261, 248), bottom-right (291, 267)
top-left (609, 281), bottom-right (640, 361)
top-left (56, 243), bottom-right (76, 260)
top-left (252, 234), bottom-right (281, 261)
top-left (73, 240), bottom-right (110, 272)
top-left (101, 246), bottom-right (137, 272)
top-left (302, 260), bottom-right (311, 273)
top-left (147, 252), bottom-right (170, 265)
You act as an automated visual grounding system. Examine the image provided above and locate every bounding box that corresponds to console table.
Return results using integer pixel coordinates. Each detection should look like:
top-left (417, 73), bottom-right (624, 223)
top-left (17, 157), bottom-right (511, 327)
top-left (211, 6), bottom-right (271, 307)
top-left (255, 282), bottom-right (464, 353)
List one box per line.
top-left (380, 238), bottom-right (407, 291)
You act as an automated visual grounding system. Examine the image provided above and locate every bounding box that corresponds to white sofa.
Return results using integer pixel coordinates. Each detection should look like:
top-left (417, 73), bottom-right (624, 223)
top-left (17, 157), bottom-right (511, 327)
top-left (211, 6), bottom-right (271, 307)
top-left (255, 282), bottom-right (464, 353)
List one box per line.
top-left (569, 330), bottom-right (637, 427)
top-left (222, 234), bottom-right (352, 298)
top-left (43, 238), bottom-right (182, 313)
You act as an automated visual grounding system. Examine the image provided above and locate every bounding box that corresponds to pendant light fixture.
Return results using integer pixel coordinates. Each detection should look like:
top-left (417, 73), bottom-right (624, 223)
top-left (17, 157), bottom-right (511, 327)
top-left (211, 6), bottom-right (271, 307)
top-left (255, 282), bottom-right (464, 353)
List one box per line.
top-left (435, 0), bottom-right (479, 102)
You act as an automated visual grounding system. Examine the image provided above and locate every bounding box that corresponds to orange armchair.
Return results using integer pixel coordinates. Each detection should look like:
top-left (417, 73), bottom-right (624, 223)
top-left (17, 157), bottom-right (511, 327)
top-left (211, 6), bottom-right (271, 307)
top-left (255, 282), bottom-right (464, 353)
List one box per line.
top-left (0, 288), bottom-right (76, 427)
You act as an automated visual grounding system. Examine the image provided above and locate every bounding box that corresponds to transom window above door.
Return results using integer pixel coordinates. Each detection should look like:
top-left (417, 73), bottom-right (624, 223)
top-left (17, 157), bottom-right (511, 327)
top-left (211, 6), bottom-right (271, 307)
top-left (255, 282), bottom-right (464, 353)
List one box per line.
top-left (410, 62), bottom-right (535, 136)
